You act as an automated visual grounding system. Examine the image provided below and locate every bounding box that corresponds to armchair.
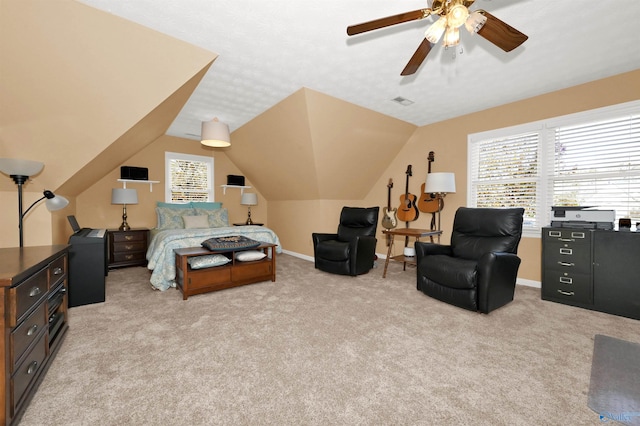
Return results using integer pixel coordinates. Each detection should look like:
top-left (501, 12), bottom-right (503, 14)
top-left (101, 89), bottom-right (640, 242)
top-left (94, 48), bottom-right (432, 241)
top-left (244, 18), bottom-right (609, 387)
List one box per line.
top-left (312, 207), bottom-right (379, 276)
top-left (415, 207), bottom-right (524, 313)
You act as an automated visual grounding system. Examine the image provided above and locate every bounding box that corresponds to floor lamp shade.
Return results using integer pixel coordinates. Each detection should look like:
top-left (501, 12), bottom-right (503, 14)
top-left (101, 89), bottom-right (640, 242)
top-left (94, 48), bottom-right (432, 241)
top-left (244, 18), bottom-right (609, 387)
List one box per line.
top-left (424, 172), bottom-right (456, 194)
top-left (0, 158), bottom-right (70, 247)
top-left (111, 188), bottom-right (138, 231)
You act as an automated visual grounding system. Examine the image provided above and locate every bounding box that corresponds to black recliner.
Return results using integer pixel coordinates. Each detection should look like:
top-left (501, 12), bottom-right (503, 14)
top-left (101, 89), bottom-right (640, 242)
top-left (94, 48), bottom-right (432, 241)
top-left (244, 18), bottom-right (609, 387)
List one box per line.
top-left (312, 207), bottom-right (379, 276)
top-left (415, 207), bottom-right (524, 313)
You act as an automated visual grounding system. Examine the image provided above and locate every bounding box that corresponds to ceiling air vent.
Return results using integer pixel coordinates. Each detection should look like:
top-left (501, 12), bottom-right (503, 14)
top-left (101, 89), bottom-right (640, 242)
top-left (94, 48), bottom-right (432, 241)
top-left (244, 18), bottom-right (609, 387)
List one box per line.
top-left (392, 96), bottom-right (414, 106)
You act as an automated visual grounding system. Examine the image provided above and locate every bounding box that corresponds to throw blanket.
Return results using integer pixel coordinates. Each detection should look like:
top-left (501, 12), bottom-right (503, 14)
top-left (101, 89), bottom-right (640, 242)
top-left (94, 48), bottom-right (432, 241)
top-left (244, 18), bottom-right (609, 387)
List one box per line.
top-left (146, 226), bottom-right (282, 291)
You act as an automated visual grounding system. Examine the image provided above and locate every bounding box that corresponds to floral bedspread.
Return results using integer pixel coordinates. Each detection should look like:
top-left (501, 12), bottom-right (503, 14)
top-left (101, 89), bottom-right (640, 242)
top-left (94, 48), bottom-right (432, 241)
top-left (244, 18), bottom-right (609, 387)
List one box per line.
top-left (146, 226), bottom-right (282, 291)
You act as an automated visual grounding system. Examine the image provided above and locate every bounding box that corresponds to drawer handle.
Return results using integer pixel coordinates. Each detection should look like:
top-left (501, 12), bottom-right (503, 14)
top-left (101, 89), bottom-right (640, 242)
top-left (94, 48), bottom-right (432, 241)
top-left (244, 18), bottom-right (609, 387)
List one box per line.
top-left (557, 289), bottom-right (575, 296)
top-left (125, 245), bottom-right (134, 250)
top-left (571, 232), bottom-right (585, 238)
top-left (559, 248), bottom-right (573, 255)
top-left (558, 238), bottom-right (574, 242)
top-left (53, 267), bottom-right (63, 275)
top-left (559, 277), bottom-right (573, 284)
top-left (27, 324), bottom-right (38, 336)
top-left (27, 361), bottom-right (38, 375)
top-left (29, 286), bottom-right (42, 297)
top-left (557, 261), bottom-right (574, 267)
top-left (125, 255), bottom-right (134, 260)
top-left (125, 235), bottom-right (133, 241)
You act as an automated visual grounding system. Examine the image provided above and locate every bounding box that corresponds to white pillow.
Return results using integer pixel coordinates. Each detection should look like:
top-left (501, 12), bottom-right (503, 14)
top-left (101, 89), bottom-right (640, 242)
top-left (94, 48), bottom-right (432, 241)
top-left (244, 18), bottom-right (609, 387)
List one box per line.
top-left (188, 254), bottom-right (230, 269)
top-left (235, 250), bottom-right (267, 261)
top-left (183, 215), bottom-right (209, 229)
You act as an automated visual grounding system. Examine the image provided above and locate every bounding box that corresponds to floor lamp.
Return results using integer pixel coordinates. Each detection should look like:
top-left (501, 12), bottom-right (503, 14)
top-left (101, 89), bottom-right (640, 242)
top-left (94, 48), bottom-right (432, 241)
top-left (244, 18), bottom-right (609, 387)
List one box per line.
top-left (0, 158), bottom-right (70, 247)
top-left (424, 172), bottom-right (456, 232)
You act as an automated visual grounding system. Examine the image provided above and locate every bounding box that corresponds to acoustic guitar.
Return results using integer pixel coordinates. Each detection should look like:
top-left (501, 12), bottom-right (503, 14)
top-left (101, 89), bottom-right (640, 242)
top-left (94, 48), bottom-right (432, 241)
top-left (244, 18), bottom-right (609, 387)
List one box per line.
top-left (397, 165), bottom-right (419, 222)
top-left (381, 178), bottom-right (398, 229)
top-left (418, 151), bottom-right (440, 214)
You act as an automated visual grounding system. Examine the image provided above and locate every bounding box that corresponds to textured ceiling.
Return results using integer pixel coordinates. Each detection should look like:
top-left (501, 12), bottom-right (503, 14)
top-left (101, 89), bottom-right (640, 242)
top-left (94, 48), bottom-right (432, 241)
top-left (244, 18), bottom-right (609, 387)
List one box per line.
top-left (78, 0), bottom-right (640, 140)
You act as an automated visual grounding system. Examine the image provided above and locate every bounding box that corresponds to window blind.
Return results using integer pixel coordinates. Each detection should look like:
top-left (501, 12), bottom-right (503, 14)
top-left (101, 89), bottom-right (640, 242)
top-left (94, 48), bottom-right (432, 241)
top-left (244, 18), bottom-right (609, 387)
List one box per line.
top-left (469, 132), bottom-right (540, 228)
top-left (552, 114), bottom-right (640, 219)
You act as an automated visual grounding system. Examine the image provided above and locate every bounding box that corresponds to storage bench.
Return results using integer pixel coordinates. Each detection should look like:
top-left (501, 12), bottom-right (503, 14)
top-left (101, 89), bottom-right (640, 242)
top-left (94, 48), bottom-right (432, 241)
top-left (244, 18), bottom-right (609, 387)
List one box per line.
top-left (174, 243), bottom-right (276, 300)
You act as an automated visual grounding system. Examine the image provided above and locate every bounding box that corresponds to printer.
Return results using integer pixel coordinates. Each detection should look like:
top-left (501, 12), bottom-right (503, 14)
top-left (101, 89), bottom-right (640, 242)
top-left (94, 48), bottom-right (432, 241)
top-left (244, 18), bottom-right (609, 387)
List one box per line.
top-left (551, 206), bottom-right (615, 230)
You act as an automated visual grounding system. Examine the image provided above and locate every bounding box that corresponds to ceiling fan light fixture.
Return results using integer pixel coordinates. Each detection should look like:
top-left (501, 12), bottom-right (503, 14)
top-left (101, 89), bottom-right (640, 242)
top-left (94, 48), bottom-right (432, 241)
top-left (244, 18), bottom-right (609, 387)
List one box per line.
top-left (443, 26), bottom-right (460, 47)
top-left (447, 4), bottom-right (469, 28)
top-left (425, 16), bottom-right (447, 43)
top-left (464, 10), bottom-right (487, 34)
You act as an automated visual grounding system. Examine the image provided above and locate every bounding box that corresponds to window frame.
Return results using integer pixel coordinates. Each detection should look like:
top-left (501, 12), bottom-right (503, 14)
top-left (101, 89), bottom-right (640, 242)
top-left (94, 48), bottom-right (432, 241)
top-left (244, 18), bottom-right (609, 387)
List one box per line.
top-left (164, 151), bottom-right (214, 203)
top-left (468, 100), bottom-right (640, 239)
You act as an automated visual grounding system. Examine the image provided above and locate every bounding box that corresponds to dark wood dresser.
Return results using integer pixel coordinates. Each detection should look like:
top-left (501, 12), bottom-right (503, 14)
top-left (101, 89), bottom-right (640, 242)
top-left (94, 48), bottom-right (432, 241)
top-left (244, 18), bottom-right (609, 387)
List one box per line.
top-left (0, 245), bottom-right (69, 425)
top-left (107, 228), bottom-right (149, 269)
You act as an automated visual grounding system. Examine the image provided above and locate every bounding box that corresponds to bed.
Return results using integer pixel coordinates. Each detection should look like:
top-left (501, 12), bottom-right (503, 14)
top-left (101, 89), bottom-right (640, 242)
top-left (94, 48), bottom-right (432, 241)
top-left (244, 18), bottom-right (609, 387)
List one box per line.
top-left (146, 202), bottom-right (282, 291)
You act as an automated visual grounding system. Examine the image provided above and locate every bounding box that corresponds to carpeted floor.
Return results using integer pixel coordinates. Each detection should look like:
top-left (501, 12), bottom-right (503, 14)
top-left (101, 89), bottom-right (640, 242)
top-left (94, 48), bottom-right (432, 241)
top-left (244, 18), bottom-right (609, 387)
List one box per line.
top-left (19, 254), bottom-right (639, 425)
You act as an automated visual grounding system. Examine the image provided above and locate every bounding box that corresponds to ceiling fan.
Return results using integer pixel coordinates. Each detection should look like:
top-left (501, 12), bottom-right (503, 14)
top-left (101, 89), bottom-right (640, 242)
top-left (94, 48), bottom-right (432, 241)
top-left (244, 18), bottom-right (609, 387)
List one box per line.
top-left (347, 0), bottom-right (528, 76)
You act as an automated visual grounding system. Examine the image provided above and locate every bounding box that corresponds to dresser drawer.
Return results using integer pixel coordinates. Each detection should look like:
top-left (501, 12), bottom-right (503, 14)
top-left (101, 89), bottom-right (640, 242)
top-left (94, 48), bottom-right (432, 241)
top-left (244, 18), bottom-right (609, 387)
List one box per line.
top-left (11, 333), bottom-right (47, 413)
top-left (10, 268), bottom-right (48, 325)
top-left (113, 241), bottom-right (146, 253)
top-left (112, 251), bottom-right (146, 263)
top-left (112, 231), bottom-right (146, 243)
top-left (542, 270), bottom-right (593, 304)
top-left (11, 302), bottom-right (47, 372)
top-left (48, 254), bottom-right (67, 288)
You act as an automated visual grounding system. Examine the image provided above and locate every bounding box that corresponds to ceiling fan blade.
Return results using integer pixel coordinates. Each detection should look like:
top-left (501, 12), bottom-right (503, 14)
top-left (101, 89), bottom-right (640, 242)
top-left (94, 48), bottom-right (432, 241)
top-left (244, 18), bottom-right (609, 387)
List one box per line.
top-left (401, 39), bottom-right (432, 76)
top-left (477, 11), bottom-right (528, 52)
top-left (347, 9), bottom-right (429, 36)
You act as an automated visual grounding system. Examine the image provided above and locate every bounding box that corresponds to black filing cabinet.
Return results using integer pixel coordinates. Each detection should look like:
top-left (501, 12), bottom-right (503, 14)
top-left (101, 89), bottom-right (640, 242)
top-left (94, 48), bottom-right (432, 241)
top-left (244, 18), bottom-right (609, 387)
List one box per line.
top-left (542, 227), bottom-right (640, 320)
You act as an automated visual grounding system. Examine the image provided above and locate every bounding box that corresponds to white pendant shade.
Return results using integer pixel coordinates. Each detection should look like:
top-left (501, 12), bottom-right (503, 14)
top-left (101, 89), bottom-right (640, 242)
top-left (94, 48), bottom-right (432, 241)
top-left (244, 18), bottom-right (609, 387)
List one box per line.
top-left (201, 118), bottom-right (231, 147)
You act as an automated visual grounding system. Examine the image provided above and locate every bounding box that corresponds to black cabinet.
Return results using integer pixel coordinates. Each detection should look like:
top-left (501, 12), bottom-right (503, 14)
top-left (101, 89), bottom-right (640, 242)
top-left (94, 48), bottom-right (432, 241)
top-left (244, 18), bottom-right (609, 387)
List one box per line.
top-left (542, 227), bottom-right (640, 320)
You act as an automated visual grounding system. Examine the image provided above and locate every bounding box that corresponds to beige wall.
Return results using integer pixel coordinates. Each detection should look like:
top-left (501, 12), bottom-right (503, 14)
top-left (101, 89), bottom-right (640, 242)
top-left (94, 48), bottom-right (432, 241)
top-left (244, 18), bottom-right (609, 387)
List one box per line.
top-left (76, 135), bottom-right (267, 233)
top-left (363, 70), bottom-right (640, 282)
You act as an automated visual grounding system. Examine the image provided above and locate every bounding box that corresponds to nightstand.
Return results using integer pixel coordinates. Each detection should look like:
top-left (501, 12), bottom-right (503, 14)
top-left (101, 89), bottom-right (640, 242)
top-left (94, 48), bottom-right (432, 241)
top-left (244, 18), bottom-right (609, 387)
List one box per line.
top-left (108, 228), bottom-right (149, 269)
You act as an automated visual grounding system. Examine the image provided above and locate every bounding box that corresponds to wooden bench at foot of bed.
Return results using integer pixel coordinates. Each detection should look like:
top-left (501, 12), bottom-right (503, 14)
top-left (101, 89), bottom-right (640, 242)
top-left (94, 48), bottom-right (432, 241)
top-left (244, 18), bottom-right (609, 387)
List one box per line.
top-left (174, 243), bottom-right (277, 300)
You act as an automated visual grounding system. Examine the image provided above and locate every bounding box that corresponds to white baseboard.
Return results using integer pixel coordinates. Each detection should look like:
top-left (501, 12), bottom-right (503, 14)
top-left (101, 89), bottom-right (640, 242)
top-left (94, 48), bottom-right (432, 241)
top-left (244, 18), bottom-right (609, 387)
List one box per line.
top-left (283, 249), bottom-right (542, 289)
top-left (282, 249), bottom-right (314, 262)
top-left (516, 278), bottom-right (541, 288)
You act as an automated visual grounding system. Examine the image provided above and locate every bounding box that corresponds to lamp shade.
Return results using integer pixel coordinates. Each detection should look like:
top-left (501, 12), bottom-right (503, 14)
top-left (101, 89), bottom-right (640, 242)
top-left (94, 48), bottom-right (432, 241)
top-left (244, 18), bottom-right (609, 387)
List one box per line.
top-left (424, 172), bottom-right (456, 194)
top-left (241, 193), bottom-right (258, 206)
top-left (43, 190), bottom-right (69, 211)
top-left (201, 118), bottom-right (231, 147)
top-left (111, 188), bottom-right (138, 205)
top-left (0, 158), bottom-right (44, 177)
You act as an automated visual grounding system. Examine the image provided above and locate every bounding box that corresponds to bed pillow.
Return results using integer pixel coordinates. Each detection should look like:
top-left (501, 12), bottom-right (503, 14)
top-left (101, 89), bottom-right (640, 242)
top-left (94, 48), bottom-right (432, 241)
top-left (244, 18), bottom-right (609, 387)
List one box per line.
top-left (194, 207), bottom-right (229, 228)
top-left (191, 202), bottom-right (223, 210)
top-left (235, 250), bottom-right (267, 261)
top-left (157, 202), bottom-right (192, 209)
top-left (183, 215), bottom-right (210, 229)
top-left (202, 235), bottom-right (262, 251)
top-left (188, 254), bottom-right (231, 270)
top-left (156, 206), bottom-right (196, 230)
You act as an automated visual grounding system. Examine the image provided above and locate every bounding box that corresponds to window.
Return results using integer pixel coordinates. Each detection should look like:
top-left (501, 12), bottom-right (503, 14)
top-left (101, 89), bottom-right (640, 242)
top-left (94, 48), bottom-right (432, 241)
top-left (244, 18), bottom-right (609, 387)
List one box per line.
top-left (165, 152), bottom-right (214, 203)
top-left (469, 100), bottom-right (640, 237)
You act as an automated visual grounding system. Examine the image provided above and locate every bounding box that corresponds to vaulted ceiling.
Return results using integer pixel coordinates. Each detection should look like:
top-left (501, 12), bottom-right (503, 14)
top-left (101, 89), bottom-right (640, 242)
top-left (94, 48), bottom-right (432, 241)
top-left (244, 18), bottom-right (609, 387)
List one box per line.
top-left (77, 0), bottom-right (640, 139)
